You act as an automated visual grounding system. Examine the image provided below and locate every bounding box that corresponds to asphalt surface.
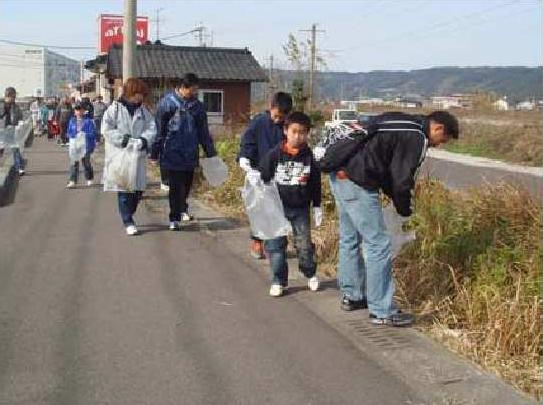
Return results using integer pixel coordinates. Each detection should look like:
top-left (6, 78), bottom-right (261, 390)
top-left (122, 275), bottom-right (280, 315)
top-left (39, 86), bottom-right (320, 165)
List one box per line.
top-left (0, 138), bottom-right (421, 404)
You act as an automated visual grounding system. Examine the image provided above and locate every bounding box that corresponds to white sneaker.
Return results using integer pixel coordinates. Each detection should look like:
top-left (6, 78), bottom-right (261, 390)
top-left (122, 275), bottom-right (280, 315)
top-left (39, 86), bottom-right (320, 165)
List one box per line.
top-left (160, 183), bottom-right (170, 192)
top-left (86, 180), bottom-right (93, 187)
top-left (18, 169), bottom-right (25, 176)
top-left (169, 221), bottom-right (181, 231)
top-left (125, 225), bottom-right (138, 236)
top-left (181, 212), bottom-right (194, 222)
top-left (66, 181), bottom-right (76, 189)
top-left (308, 276), bottom-right (320, 292)
top-left (269, 284), bottom-right (284, 297)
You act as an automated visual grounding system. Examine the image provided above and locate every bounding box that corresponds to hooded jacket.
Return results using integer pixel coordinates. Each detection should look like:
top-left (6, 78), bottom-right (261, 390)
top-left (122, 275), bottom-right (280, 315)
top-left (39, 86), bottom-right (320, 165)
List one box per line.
top-left (66, 116), bottom-right (96, 154)
top-left (151, 91), bottom-right (216, 171)
top-left (238, 111), bottom-right (284, 168)
top-left (260, 141), bottom-right (321, 209)
top-left (101, 99), bottom-right (156, 192)
top-left (344, 112), bottom-right (429, 217)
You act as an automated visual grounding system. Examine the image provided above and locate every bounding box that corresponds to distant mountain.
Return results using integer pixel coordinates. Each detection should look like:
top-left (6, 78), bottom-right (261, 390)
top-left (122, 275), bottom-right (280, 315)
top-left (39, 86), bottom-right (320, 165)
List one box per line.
top-left (263, 66), bottom-right (543, 104)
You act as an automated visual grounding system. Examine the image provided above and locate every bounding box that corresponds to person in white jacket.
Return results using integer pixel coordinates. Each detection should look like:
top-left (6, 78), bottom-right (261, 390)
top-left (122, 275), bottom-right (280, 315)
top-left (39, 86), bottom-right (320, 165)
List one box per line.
top-left (101, 78), bottom-right (156, 236)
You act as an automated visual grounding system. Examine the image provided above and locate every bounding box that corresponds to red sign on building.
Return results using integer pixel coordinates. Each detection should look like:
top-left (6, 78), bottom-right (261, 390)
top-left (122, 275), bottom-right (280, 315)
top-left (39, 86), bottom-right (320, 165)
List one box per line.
top-left (98, 14), bottom-right (149, 54)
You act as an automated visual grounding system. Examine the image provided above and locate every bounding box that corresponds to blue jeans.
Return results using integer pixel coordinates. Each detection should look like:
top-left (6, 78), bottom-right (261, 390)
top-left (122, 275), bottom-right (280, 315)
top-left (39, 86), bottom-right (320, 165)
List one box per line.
top-left (69, 153), bottom-right (93, 182)
top-left (13, 147), bottom-right (24, 171)
top-left (118, 191), bottom-right (143, 226)
top-left (264, 206), bottom-right (316, 287)
top-left (329, 173), bottom-right (394, 318)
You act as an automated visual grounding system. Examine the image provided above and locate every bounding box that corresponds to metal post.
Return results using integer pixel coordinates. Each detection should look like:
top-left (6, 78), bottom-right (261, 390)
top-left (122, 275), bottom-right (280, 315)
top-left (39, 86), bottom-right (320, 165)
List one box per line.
top-left (308, 24), bottom-right (316, 110)
top-left (123, 0), bottom-right (137, 81)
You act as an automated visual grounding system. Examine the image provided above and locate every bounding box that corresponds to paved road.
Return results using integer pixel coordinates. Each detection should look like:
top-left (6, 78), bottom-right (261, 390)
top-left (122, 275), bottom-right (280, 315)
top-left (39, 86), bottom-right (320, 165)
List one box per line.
top-left (0, 139), bottom-right (421, 404)
top-left (422, 150), bottom-right (542, 201)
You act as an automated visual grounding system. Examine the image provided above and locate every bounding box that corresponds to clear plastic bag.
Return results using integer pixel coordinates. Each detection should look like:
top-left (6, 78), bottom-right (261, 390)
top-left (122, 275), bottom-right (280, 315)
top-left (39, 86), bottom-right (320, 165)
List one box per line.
top-left (200, 156), bottom-right (228, 187)
top-left (383, 205), bottom-right (416, 258)
top-left (69, 131), bottom-right (86, 163)
top-left (107, 139), bottom-right (140, 191)
top-left (241, 179), bottom-right (291, 240)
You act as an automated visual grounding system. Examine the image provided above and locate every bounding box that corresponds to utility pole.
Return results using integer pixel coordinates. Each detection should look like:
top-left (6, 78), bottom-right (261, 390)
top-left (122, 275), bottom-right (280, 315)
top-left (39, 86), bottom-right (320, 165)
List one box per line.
top-left (123, 0), bottom-right (137, 81)
top-left (269, 54), bottom-right (274, 92)
top-left (300, 23), bottom-right (324, 110)
top-left (153, 7), bottom-right (164, 41)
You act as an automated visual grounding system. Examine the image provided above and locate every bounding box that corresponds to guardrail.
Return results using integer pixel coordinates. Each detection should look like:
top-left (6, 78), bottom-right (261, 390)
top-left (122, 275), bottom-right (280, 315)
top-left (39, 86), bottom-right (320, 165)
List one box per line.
top-left (0, 118), bottom-right (33, 206)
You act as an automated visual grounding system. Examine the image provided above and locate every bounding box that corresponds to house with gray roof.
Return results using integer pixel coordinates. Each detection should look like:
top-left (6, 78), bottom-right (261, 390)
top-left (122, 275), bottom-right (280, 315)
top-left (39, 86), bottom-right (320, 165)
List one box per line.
top-left (86, 43), bottom-right (267, 124)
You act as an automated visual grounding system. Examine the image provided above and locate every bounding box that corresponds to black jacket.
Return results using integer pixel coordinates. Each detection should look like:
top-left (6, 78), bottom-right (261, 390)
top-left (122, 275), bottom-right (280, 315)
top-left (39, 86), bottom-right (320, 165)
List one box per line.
top-left (344, 112), bottom-right (429, 217)
top-left (260, 142), bottom-right (321, 209)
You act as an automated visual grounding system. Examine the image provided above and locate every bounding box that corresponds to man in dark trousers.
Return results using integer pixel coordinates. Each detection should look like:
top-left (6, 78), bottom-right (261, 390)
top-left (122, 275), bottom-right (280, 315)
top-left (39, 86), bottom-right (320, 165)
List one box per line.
top-left (1, 87), bottom-right (25, 175)
top-left (151, 73), bottom-right (217, 231)
top-left (327, 110), bottom-right (459, 326)
top-left (238, 91), bottom-right (293, 259)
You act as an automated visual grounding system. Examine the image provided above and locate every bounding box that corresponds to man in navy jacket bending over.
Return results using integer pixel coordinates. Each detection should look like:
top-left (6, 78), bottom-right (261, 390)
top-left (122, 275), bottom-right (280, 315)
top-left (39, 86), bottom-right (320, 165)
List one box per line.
top-left (151, 73), bottom-right (217, 231)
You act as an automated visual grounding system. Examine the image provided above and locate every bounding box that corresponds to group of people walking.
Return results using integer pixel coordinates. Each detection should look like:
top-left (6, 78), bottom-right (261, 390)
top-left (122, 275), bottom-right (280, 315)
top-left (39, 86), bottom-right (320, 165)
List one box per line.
top-left (238, 91), bottom-right (458, 327)
top-left (3, 75), bottom-right (459, 328)
top-left (65, 74), bottom-right (217, 237)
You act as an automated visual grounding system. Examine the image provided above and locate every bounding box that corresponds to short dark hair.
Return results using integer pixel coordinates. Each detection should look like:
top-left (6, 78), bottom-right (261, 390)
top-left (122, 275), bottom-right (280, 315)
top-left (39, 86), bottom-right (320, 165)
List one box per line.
top-left (284, 111), bottom-right (311, 130)
top-left (4, 87), bottom-right (16, 98)
top-left (271, 92), bottom-right (293, 114)
top-left (427, 110), bottom-right (459, 139)
top-left (180, 73), bottom-right (199, 88)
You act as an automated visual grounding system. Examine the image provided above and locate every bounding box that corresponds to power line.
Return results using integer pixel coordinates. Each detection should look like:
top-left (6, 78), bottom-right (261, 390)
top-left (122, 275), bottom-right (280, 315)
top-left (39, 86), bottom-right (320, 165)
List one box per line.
top-left (335, 0), bottom-right (520, 53)
top-left (0, 38), bottom-right (94, 50)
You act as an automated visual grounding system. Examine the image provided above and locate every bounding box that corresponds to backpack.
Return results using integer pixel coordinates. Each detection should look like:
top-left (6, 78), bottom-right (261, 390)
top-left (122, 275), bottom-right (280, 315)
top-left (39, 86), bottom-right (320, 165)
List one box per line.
top-left (319, 123), bottom-right (377, 173)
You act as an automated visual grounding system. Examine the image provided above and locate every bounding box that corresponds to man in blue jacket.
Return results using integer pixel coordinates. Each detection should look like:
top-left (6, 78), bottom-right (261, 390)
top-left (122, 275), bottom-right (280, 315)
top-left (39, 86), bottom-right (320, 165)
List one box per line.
top-left (151, 73), bottom-right (217, 231)
top-left (238, 92), bottom-right (292, 259)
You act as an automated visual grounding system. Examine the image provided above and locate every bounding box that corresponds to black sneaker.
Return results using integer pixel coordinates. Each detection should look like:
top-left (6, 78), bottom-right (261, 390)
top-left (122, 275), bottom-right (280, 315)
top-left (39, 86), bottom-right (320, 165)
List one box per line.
top-left (341, 295), bottom-right (368, 311)
top-left (369, 311), bottom-right (413, 327)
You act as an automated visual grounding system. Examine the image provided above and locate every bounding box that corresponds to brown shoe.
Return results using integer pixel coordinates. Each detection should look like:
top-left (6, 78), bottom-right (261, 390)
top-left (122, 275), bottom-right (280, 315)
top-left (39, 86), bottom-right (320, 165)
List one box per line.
top-left (250, 240), bottom-right (265, 259)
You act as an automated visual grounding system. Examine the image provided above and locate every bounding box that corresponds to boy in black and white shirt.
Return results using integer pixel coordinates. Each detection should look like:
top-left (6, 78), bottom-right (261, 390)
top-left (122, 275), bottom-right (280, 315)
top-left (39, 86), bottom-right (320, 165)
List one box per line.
top-left (259, 112), bottom-right (322, 297)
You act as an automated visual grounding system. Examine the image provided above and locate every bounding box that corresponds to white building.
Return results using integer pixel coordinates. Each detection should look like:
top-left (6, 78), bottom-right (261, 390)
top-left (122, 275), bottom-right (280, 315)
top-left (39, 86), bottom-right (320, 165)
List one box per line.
top-left (493, 98), bottom-right (509, 111)
top-left (516, 100), bottom-right (536, 111)
top-left (0, 43), bottom-right (80, 98)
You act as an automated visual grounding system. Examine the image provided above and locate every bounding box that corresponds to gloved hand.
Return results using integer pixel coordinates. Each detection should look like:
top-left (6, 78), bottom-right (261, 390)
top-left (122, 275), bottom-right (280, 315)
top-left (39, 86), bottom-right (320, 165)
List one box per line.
top-left (239, 157), bottom-right (252, 173)
top-left (121, 134), bottom-right (130, 148)
top-left (246, 169), bottom-right (261, 186)
top-left (139, 137), bottom-right (148, 151)
top-left (313, 207), bottom-right (323, 228)
top-left (313, 146), bottom-right (326, 161)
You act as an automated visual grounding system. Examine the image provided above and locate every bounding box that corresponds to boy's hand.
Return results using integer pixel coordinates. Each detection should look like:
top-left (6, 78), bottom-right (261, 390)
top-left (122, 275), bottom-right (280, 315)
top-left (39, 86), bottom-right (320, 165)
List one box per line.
top-left (246, 169), bottom-right (261, 186)
top-left (239, 157), bottom-right (252, 173)
top-left (313, 207), bottom-right (323, 228)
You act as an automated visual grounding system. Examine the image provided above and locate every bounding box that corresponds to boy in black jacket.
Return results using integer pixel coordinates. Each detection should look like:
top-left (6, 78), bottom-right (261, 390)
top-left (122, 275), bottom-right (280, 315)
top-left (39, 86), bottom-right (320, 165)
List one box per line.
top-left (259, 112), bottom-right (322, 297)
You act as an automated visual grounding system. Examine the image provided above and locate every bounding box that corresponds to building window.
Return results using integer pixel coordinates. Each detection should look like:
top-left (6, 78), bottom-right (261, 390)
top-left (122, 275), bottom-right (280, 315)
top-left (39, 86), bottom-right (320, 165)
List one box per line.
top-left (199, 90), bottom-right (223, 115)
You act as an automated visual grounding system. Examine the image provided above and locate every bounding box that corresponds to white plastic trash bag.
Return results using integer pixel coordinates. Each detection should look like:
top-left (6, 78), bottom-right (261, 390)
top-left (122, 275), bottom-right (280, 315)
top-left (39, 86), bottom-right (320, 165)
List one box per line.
top-left (383, 205), bottom-right (416, 258)
top-left (201, 156), bottom-right (228, 187)
top-left (69, 131), bottom-right (86, 163)
top-left (241, 179), bottom-right (291, 240)
top-left (107, 139), bottom-right (140, 192)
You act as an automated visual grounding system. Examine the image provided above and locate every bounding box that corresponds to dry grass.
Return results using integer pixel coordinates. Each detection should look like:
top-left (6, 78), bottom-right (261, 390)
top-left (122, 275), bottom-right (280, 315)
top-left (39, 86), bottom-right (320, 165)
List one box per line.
top-left (395, 180), bottom-right (542, 399)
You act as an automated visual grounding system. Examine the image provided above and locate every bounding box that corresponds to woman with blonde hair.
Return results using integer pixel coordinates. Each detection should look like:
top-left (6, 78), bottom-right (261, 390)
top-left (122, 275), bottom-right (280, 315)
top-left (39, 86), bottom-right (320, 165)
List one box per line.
top-left (102, 78), bottom-right (156, 236)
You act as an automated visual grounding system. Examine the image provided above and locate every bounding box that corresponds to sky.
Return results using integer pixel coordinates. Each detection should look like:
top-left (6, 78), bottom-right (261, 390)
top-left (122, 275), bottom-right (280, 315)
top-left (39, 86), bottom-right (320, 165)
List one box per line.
top-left (0, 0), bottom-right (540, 72)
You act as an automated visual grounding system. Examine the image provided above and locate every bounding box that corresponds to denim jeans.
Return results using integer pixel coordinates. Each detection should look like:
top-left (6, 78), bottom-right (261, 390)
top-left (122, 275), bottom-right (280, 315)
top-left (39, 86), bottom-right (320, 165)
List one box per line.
top-left (264, 206), bottom-right (316, 287)
top-left (329, 173), bottom-right (394, 318)
top-left (12, 147), bottom-right (24, 171)
top-left (118, 191), bottom-right (143, 226)
top-left (69, 153), bottom-right (93, 182)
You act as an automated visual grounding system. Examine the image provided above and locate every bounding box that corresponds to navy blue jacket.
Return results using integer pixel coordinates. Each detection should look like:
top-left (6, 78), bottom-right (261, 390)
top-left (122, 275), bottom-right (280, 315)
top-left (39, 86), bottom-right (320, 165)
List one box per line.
top-left (151, 91), bottom-right (216, 171)
top-left (238, 111), bottom-right (285, 168)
